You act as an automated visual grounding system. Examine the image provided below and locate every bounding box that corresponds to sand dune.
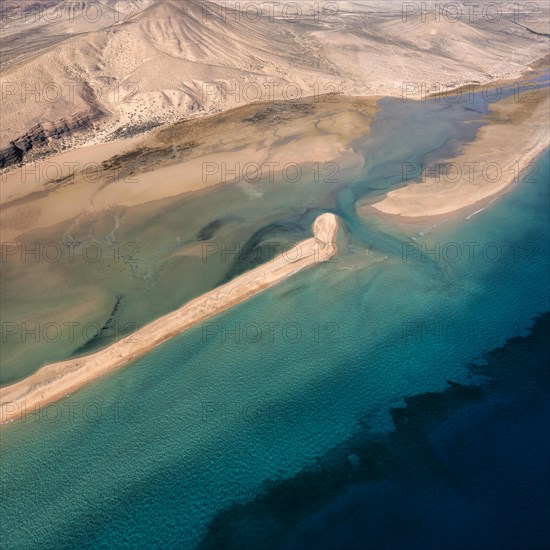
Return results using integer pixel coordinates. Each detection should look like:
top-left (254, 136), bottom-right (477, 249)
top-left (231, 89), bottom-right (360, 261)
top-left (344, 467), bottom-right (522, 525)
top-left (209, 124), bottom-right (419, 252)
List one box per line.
top-left (0, 213), bottom-right (339, 424)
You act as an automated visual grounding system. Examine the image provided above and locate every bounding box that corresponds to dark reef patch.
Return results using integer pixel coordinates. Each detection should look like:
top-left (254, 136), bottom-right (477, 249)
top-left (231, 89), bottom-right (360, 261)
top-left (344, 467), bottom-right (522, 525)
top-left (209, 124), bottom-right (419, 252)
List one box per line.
top-left (196, 219), bottom-right (226, 242)
top-left (198, 313), bottom-right (550, 550)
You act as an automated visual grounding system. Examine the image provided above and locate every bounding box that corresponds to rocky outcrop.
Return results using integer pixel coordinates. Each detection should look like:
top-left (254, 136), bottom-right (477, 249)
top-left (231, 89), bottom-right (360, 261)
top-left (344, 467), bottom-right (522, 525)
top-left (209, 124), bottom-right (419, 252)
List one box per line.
top-left (0, 106), bottom-right (105, 169)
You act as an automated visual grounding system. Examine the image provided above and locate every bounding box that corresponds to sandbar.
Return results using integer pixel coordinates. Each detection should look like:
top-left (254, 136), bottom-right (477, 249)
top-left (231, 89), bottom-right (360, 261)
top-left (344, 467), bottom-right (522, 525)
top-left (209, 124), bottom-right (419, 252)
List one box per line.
top-left (0, 214), bottom-right (339, 424)
top-left (369, 89), bottom-right (549, 220)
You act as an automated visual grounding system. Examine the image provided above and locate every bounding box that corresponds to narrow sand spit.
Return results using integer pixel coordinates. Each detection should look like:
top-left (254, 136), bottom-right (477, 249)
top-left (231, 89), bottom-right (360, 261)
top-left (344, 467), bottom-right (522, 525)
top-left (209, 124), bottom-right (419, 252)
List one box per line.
top-left (0, 214), bottom-right (339, 425)
top-left (369, 91), bottom-right (550, 219)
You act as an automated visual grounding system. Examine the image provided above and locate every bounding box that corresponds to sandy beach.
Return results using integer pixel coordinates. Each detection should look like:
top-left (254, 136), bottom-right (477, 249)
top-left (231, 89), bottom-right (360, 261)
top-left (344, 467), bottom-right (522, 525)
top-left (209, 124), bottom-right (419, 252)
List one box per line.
top-left (0, 214), bottom-right (338, 425)
top-left (369, 89), bottom-right (550, 220)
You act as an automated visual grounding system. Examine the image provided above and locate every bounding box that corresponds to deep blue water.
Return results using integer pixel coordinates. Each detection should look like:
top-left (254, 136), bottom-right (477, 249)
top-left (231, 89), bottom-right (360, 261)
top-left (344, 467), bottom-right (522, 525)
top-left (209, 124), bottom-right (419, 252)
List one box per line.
top-left (246, 313), bottom-right (550, 550)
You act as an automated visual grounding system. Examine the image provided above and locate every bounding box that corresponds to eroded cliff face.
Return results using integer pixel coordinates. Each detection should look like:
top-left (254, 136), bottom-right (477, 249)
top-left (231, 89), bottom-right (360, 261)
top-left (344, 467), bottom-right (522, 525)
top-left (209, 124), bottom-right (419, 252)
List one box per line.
top-left (0, 108), bottom-right (105, 168)
top-left (0, 79), bottom-right (107, 168)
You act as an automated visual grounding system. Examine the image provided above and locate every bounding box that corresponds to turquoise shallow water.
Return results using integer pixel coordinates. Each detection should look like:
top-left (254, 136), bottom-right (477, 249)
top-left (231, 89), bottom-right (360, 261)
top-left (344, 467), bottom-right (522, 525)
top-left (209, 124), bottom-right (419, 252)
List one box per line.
top-left (1, 78), bottom-right (549, 548)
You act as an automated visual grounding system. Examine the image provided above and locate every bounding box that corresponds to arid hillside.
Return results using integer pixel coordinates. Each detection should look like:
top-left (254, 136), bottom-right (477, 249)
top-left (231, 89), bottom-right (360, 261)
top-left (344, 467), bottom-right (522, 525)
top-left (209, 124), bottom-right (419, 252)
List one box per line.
top-left (1, 0), bottom-right (548, 166)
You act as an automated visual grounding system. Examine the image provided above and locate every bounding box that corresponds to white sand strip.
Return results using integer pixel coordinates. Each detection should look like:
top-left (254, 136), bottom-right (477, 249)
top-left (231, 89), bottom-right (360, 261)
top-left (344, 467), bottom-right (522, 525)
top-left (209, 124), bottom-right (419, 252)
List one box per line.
top-left (371, 92), bottom-right (549, 219)
top-left (0, 214), bottom-right (338, 425)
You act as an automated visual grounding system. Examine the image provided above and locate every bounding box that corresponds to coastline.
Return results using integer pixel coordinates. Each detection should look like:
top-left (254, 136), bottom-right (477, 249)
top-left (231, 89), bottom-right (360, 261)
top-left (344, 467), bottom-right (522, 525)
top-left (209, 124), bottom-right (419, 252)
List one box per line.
top-left (0, 96), bottom-right (376, 242)
top-left (0, 96), bottom-right (373, 384)
top-left (0, 214), bottom-right (339, 425)
top-left (368, 88), bottom-right (550, 220)
top-left (1, 54), bottom-right (547, 180)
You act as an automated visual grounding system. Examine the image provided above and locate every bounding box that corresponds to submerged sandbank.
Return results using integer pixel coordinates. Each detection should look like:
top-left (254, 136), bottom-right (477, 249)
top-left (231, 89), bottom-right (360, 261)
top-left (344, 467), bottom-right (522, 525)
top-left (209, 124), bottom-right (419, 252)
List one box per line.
top-left (0, 214), bottom-right (339, 424)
